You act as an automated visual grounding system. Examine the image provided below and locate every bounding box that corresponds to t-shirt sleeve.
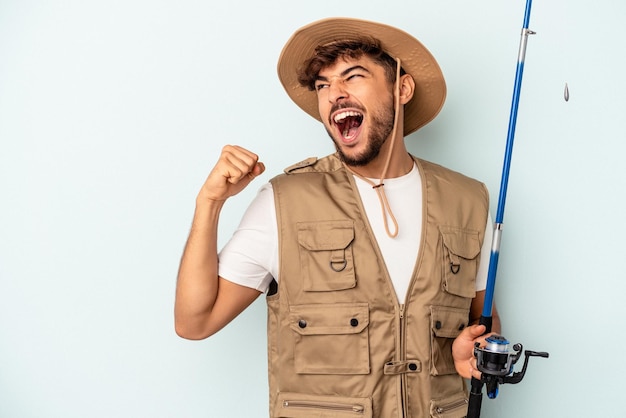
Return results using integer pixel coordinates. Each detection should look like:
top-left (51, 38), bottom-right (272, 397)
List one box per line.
top-left (218, 183), bottom-right (277, 293)
top-left (475, 212), bottom-right (493, 292)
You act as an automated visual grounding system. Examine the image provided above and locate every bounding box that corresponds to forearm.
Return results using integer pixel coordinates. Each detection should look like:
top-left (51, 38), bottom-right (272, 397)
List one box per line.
top-left (174, 198), bottom-right (224, 338)
top-left (469, 291), bottom-right (502, 335)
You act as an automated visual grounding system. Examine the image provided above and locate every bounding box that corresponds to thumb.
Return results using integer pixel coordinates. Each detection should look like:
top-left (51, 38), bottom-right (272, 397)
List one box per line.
top-left (465, 324), bottom-right (487, 340)
top-left (249, 162), bottom-right (266, 178)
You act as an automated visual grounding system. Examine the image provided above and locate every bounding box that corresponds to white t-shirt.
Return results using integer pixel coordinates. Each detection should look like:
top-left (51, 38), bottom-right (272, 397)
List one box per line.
top-left (218, 163), bottom-right (492, 302)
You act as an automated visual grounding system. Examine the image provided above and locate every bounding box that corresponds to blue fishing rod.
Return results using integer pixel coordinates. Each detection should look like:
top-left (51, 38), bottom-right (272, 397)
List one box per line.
top-left (467, 1), bottom-right (548, 416)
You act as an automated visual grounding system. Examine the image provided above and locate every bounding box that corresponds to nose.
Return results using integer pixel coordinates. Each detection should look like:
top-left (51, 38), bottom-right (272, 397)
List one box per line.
top-left (327, 79), bottom-right (348, 104)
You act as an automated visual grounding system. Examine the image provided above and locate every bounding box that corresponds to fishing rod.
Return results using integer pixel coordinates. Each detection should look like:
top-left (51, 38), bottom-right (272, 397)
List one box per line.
top-left (467, 1), bottom-right (548, 416)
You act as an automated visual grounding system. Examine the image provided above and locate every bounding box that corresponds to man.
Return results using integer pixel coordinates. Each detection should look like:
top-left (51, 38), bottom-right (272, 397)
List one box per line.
top-left (175, 17), bottom-right (500, 417)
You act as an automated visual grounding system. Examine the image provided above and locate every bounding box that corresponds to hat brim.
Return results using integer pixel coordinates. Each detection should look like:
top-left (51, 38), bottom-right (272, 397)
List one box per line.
top-left (277, 17), bottom-right (446, 136)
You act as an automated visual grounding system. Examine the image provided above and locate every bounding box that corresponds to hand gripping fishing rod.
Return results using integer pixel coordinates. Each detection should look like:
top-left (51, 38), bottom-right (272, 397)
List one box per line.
top-left (467, 1), bottom-right (548, 417)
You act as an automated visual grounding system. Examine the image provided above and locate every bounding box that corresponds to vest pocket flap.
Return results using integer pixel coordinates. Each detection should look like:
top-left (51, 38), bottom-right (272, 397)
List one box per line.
top-left (289, 303), bottom-right (369, 335)
top-left (430, 306), bottom-right (468, 338)
top-left (439, 226), bottom-right (480, 259)
top-left (297, 220), bottom-right (355, 251)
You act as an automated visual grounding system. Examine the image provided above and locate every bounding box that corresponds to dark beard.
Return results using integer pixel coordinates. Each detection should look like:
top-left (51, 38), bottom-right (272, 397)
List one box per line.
top-left (327, 101), bottom-right (395, 167)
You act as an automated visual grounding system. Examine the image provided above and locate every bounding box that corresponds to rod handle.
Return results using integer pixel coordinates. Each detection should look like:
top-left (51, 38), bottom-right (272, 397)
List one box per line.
top-left (478, 315), bottom-right (493, 334)
top-left (467, 377), bottom-right (484, 418)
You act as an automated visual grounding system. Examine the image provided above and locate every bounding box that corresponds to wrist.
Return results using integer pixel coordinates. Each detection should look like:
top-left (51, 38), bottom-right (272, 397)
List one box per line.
top-left (194, 195), bottom-right (225, 222)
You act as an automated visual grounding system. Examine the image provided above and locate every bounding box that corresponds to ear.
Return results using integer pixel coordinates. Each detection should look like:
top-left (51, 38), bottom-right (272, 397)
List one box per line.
top-left (398, 74), bottom-right (415, 105)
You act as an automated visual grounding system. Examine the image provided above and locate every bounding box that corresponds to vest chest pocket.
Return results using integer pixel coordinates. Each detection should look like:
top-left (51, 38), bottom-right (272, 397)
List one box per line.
top-left (439, 226), bottom-right (481, 299)
top-left (297, 220), bottom-right (356, 292)
top-left (289, 303), bottom-right (370, 375)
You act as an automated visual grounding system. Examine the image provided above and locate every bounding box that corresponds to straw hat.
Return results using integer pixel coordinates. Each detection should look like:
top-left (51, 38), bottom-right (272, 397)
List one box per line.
top-left (277, 17), bottom-right (447, 136)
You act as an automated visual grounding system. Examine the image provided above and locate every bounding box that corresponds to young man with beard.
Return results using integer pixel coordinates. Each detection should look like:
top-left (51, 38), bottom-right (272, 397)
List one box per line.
top-left (175, 17), bottom-right (501, 417)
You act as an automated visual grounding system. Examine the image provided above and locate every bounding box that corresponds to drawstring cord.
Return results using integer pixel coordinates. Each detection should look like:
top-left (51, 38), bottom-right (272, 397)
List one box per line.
top-left (344, 57), bottom-right (403, 238)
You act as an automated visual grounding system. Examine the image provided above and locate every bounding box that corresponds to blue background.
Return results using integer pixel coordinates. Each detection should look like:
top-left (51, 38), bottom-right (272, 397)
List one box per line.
top-left (1, 0), bottom-right (624, 416)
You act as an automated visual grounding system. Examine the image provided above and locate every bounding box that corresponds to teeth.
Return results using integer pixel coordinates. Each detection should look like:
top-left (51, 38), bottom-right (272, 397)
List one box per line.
top-left (334, 111), bottom-right (361, 123)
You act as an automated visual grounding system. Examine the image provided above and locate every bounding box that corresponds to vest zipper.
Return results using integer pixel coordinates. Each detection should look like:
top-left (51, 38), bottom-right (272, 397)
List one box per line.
top-left (282, 400), bottom-right (365, 414)
top-left (399, 303), bottom-right (408, 417)
top-left (435, 398), bottom-right (469, 414)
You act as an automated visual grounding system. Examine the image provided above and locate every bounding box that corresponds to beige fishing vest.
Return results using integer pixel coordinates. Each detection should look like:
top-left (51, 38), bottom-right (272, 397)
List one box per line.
top-left (267, 154), bottom-right (489, 418)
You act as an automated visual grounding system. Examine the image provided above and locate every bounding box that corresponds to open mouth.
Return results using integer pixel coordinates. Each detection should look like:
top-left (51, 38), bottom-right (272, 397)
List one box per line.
top-left (333, 110), bottom-right (363, 141)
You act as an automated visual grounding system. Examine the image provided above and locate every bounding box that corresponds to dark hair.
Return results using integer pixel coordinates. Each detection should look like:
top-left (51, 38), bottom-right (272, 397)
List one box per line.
top-left (297, 37), bottom-right (406, 91)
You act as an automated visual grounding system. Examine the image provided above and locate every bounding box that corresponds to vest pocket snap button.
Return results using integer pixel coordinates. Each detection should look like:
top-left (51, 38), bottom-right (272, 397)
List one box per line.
top-left (350, 318), bottom-right (359, 327)
top-left (298, 320), bottom-right (307, 328)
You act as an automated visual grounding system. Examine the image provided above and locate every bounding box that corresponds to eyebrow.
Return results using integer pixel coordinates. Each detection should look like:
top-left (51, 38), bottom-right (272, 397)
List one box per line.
top-left (315, 65), bottom-right (371, 82)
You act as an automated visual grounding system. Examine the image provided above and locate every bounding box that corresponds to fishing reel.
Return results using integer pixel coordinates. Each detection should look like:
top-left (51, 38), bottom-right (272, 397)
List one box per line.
top-left (467, 334), bottom-right (549, 417)
top-left (473, 334), bottom-right (549, 399)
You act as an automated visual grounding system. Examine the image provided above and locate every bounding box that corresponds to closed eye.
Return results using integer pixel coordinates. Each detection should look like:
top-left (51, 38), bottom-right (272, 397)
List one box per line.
top-left (315, 82), bottom-right (329, 91)
top-left (315, 65), bottom-right (371, 92)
